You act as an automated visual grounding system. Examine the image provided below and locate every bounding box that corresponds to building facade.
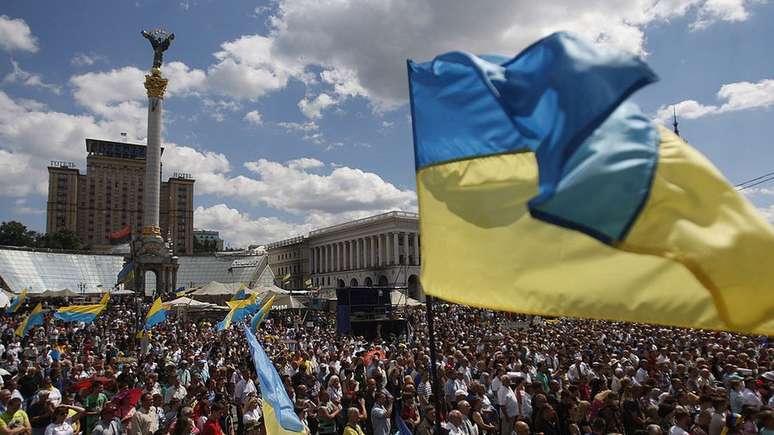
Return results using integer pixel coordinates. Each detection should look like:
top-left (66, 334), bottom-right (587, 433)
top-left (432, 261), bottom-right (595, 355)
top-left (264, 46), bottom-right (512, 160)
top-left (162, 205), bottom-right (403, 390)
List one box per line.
top-left (46, 138), bottom-right (194, 255)
top-left (265, 236), bottom-right (309, 290)
top-left (266, 211), bottom-right (422, 299)
top-left (193, 229), bottom-right (225, 251)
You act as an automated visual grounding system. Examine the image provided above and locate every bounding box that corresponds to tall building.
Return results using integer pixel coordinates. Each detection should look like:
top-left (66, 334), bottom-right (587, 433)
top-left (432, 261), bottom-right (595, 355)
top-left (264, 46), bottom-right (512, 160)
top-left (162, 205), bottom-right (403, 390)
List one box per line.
top-left (266, 211), bottom-right (422, 299)
top-left (193, 229), bottom-right (224, 251)
top-left (46, 138), bottom-right (194, 255)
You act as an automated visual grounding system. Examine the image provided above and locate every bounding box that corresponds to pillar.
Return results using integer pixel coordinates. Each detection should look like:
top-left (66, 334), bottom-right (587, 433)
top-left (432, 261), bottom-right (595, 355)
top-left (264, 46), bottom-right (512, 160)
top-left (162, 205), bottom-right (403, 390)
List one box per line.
top-left (371, 236), bottom-right (377, 267)
top-left (402, 232), bottom-right (408, 265)
top-left (393, 232), bottom-right (399, 266)
top-left (355, 238), bottom-right (360, 269)
top-left (412, 233), bottom-right (419, 265)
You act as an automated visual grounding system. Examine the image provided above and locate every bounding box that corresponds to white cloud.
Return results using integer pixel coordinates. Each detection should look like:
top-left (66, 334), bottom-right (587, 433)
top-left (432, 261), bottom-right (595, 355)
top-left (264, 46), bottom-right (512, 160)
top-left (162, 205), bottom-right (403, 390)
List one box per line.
top-left (277, 121), bottom-right (319, 132)
top-left (3, 60), bottom-right (61, 94)
top-left (256, 0), bottom-right (759, 110)
top-left (70, 53), bottom-right (103, 67)
top-left (206, 34), bottom-right (305, 100)
top-left (200, 157), bottom-right (416, 216)
top-left (655, 78), bottom-right (774, 125)
top-left (243, 110), bottom-right (263, 126)
top-left (0, 150), bottom-right (45, 196)
top-left (692, 0), bottom-right (751, 29)
top-left (298, 93), bottom-right (335, 119)
top-left (194, 204), bottom-right (311, 247)
top-left (0, 15), bottom-right (38, 53)
top-left (756, 204), bottom-right (774, 225)
top-left (202, 98), bottom-right (241, 122)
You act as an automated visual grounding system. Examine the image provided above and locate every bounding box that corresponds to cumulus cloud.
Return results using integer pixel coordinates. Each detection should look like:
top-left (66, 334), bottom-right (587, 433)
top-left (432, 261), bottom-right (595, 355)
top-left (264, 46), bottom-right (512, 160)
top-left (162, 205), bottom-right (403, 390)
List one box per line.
top-left (298, 93), bottom-right (335, 119)
top-left (655, 78), bottom-right (774, 124)
top-left (194, 204), bottom-right (312, 247)
top-left (0, 15), bottom-right (38, 53)
top-left (255, 0), bottom-right (759, 110)
top-left (3, 60), bottom-right (61, 94)
top-left (243, 110), bottom-right (263, 126)
top-left (206, 34), bottom-right (305, 100)
top-left (198, 157), bottom-right (416, 216)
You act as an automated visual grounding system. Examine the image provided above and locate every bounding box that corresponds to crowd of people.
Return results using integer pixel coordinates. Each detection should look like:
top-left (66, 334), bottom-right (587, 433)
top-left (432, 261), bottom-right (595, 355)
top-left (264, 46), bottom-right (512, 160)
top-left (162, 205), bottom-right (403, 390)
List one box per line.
top-left (0, 296), bottom-right (770, 435)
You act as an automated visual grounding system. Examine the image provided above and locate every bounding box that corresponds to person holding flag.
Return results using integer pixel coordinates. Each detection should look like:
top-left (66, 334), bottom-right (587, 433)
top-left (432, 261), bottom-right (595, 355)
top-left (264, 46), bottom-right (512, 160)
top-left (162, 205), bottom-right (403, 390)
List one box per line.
top-left (14, 303), bottom-right (45, 338)
top-left (6, 288), bottom-right (27, 315)
top-left (243, 325), bottom-right (306, 435)
top-left (216, 293), bottom-right (259, 331)
top-left (249, 295), bottom-right (276, 332)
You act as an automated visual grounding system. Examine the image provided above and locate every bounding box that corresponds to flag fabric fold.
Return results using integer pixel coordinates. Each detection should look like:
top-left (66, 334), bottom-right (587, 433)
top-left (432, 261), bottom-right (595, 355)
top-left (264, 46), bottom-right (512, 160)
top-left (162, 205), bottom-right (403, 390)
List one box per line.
top-left (244, 326), bottom-right (305, 435)
top-left (216, 293), bottom-right (259, 330)
top-left (6, 289), bottom-right (28, 314)
top-left (117, 262), bottom-right (134, 285)
top-left (250, 295), bottom-right (276, 332)
top-left (15, 303), bottom-right (45, 337)
top-left (408, 31), bottom-right (774, 334)
top-left (54, 303), bottom-right (106, 324)
top-left (144, 297), bottom-right (169, 331)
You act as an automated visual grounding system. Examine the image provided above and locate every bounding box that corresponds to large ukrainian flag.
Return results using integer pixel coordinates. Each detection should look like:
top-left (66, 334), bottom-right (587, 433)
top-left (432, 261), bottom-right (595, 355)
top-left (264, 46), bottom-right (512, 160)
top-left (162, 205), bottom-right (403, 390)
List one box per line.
top-left (54, 303), bottom-right (106, 324)
top-left (408, 32), bottom-right (774, 335)
top-left (6, 289), bottom-right (28, 314)
top-left (245, 326), bottom-right (305, 435)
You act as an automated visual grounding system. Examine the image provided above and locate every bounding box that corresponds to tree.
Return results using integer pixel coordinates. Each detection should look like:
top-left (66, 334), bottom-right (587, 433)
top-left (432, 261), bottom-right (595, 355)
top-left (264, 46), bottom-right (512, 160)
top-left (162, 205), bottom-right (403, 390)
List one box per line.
top-left (0, 221), bottom-right (39, 247)
top-left (36, 229), bottom-right (82, 250)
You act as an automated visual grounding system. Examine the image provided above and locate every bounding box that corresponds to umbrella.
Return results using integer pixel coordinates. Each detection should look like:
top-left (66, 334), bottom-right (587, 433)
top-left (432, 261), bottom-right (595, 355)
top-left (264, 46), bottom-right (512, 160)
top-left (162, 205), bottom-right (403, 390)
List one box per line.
top-left (71, 376), bottom-right (113, 392)
top-left (112, 388), bottom-right (143, 418)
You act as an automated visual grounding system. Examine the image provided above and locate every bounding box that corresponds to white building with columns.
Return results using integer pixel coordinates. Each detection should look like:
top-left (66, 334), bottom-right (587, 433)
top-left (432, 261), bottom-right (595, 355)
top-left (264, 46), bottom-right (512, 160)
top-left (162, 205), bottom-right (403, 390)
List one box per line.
top-left (266, 211), bottom-right (422, 299)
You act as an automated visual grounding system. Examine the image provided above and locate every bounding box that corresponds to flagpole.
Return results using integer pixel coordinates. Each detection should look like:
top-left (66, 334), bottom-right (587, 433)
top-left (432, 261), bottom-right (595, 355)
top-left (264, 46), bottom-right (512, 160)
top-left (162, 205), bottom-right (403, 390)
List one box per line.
top-left (425, 294), bottom-right (443, 434)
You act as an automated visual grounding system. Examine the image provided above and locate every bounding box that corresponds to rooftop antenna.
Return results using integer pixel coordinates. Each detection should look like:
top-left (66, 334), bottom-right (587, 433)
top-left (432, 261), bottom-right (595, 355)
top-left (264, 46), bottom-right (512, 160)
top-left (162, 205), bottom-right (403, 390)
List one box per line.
top-left (672, 106), bottom-right (680, 137)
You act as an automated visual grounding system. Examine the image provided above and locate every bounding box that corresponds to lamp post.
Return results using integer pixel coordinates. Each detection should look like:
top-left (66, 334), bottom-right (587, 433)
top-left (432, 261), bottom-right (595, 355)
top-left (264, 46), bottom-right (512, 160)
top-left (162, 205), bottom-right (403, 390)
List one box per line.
top-left (77, 282), bottom-right (86, 296)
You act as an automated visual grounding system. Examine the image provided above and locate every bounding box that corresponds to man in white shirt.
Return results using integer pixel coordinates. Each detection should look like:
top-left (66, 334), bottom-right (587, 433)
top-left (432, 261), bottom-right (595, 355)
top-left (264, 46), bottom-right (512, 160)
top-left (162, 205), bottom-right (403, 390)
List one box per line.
top-left (668, 408), bottom-right (691, 435)
top-left (234, 368), bottom-right (257, 406)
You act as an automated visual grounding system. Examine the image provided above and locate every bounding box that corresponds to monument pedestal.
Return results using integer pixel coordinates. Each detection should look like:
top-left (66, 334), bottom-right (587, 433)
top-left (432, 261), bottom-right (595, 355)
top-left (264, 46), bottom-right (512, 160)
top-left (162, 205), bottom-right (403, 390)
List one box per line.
top-left (126, 226), bottom-right (179, 296)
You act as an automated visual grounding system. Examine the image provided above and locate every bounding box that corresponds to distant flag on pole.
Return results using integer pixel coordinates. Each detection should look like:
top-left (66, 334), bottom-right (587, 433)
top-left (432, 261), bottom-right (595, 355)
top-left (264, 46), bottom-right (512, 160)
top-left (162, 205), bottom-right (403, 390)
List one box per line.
top-left (304, 278), bottom-right (312, 288)
top-left (6, 289), bottom-right (27, 314)
top-left (15, 303), bottom-right (45, 337)
top-left (250, 295), bottom-right (276, 332)
top-left (117, 262), bottom-right (134, 285)
top-left (244, 326), bottom-right (305, 435)
top-left (407, 31), bottom-right (774, 335)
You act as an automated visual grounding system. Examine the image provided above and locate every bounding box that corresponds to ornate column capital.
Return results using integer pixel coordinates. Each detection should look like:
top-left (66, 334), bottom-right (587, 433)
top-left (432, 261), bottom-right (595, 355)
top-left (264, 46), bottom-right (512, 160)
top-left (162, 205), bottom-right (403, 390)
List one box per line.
top-left (144, 68), bottom-right (168, 99)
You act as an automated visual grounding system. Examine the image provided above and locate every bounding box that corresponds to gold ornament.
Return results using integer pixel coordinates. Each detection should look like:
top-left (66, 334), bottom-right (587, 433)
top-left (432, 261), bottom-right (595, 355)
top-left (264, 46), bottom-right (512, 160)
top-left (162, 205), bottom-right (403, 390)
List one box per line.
top-left (142, 225), bottom-right (162, 237)
top-left (144, 68), bottom-right (168, 98)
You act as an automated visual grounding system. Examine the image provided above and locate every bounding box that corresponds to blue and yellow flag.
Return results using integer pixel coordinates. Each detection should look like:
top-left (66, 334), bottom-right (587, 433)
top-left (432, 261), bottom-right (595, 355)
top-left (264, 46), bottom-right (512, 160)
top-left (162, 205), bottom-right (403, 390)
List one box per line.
top-left (232, 285), bottom-right (249, 301)
top-left (15, 303), bottom-right (45, 337)
top-left (250, 295), bottom-right (276, 332)
top-left (216, 293), bottom-right (259, 330)
top-left (117, 262), bottom-right (134, 285)
top-left (54, 303), bottom-right (106, 324)
top-left (98, 292), bottom-right (110, 306)
top-left (408, 31), bottom-right (774, 335)
top-left (144, 297), bottom-right (169, 331)
top-left (6, 289), bottom-right (28, 314)
top-left (244, 326), bottom-right (305, 435)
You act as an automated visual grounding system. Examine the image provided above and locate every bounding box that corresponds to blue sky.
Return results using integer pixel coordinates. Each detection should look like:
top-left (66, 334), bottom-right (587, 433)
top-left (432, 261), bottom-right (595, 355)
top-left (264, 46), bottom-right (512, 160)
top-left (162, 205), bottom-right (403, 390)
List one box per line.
top-left (0, 0), bottom-right (772, 247)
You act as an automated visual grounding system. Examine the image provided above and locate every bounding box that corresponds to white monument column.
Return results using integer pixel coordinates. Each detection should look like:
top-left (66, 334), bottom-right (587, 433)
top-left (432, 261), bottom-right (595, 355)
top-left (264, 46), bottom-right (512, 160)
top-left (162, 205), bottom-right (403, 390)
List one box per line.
top-left (142, 68), bottom-right (168, 239)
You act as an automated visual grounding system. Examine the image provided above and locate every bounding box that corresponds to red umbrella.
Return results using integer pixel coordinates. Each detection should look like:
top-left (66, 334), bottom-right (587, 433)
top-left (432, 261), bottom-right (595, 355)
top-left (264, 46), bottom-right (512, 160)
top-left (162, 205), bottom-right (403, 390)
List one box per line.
top-left (71, 376), bottom-right (114, 392)
top-left (112, 388), bottom-right (143, 419)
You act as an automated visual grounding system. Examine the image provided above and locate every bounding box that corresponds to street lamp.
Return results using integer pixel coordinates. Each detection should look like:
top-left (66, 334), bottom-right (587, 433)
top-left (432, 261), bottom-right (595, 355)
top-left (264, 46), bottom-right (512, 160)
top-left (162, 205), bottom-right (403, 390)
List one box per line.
top-left (77, 282), bottom-right (86, 296)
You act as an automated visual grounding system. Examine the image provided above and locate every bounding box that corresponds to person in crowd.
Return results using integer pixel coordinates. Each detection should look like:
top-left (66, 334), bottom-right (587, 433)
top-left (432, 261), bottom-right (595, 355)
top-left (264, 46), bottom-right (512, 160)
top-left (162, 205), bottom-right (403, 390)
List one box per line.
top-left (42, 404), bottom-right (84, 435)
top-left (91, 404), bottom-right (124, 435)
